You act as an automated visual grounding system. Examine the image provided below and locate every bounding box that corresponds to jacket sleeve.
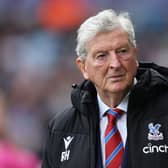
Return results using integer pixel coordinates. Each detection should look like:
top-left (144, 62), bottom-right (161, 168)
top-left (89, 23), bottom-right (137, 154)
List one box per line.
top-left (41, 110), bottom-right (71, 168)
top-left (41, 126), bottom-right (52, 168)
top-left (41, 112), bottom-right (59, 168)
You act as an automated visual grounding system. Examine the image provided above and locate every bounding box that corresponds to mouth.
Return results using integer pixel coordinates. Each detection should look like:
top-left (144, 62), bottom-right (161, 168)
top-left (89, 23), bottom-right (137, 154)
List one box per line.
top-left (107, 74), bottom-right (125, 81)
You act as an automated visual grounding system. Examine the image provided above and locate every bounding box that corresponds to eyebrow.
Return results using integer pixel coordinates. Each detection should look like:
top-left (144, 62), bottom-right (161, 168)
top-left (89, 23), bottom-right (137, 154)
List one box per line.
top-left (90, 39), bottom-right (132, 55)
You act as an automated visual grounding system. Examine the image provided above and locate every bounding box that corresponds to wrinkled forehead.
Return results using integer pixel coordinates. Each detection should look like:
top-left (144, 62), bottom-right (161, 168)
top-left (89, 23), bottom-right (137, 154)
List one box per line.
top-left (86, 28), bottom-right (131, 54)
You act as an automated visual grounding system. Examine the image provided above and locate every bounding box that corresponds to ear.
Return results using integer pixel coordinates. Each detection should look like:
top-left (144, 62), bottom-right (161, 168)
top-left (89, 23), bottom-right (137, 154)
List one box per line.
top-left (76, 57), bottom-right (89, 79)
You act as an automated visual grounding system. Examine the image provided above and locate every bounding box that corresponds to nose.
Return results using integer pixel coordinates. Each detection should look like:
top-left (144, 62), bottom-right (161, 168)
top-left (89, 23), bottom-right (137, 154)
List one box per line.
top-left (108, 51), bottom-right (121, 68)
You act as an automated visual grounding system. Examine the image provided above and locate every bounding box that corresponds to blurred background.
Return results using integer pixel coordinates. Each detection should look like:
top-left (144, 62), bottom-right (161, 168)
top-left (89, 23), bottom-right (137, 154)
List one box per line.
top-left (0, 0), bottom-right (168, 167)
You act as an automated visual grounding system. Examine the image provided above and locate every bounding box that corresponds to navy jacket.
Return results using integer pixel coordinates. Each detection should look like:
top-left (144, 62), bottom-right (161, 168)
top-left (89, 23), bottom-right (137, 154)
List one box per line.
top-left (42, 63), bottom-right (168, 168)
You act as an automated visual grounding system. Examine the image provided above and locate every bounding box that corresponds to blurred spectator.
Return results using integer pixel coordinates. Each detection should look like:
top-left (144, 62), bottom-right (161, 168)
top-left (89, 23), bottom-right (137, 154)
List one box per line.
top-left (0, 90), bottom-right (41, 168)
top-left (6, 64), bottom-right (52, 156)
top-left (37, 0), bottom-right (95, 32)
top-left (1, 30), bottom-right (59, 75)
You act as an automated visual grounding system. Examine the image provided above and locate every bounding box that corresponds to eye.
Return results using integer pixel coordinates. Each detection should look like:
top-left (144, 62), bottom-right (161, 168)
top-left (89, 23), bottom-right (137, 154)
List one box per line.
top-left (97, 54), bottom-right (105, 58)
top-left (116, 48), bottom-right (128, 55)
top-left (95, 52), bottom-right (107, 60)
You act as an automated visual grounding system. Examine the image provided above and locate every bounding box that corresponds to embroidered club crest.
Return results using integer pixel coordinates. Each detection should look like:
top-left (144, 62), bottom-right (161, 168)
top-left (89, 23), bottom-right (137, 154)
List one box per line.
top-left (148, 123), bottom-right (163, 141)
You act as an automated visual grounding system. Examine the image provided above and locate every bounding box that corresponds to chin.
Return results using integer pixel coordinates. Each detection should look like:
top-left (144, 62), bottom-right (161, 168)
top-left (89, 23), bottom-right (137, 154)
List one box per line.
top-left (108, 85), bottom-right (127, 93)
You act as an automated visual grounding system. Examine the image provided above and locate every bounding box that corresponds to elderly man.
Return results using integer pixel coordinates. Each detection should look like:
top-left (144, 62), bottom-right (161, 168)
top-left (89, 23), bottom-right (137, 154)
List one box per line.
top-left (42, 9), bottom-right (168, 168)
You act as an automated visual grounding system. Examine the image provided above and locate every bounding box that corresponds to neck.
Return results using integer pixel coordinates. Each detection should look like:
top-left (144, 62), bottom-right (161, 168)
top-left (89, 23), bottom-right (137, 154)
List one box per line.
top-left (98, 90), bottom-right (129, 108)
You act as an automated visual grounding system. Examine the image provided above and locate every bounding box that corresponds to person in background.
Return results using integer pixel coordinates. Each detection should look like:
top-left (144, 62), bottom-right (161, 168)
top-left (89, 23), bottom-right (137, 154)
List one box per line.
top-left (42, 9), bottom-right (168, 168)
top-left (0, 90), bottom-right (41, 168)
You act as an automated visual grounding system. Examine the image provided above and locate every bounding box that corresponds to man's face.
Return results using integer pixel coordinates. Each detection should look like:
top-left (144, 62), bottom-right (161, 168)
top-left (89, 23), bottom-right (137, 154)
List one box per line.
top-left (76, 28), bottom-right (138, 96)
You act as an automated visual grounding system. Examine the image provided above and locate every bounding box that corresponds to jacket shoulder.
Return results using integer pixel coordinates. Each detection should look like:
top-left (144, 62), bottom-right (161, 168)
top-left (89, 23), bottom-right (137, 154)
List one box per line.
top-left (48, 107), bottom-right (76, 133)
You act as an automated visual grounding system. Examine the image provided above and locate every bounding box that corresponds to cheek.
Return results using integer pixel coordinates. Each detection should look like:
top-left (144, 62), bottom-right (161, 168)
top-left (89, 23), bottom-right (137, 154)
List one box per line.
top-left (85, 64), bottom-right (106, 81)
top-left (126, 61), bottom-right (138, 79)
top-left (83, 62), bottom-right (95, 79)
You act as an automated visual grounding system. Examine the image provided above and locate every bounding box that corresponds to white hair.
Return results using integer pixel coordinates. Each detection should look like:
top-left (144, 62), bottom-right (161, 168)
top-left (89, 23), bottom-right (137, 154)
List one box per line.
top-left (76, 9), bottom-right (136, 60)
